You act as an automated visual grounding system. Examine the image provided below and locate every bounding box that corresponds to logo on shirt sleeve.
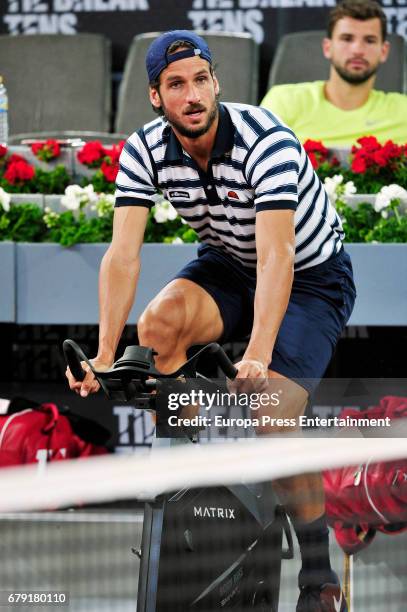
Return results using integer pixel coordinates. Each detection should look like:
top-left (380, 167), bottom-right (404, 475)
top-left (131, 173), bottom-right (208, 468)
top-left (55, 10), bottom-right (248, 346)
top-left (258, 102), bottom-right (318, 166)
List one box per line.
top-left (168, 190), bottom-right (190, 199)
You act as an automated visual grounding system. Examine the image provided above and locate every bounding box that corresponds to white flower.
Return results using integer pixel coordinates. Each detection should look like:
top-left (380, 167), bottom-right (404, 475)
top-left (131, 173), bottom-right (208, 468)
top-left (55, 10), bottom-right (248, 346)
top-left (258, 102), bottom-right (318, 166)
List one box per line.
top-left (64, 184), bottom-right (83, 199)
top-left (95, 193), bottom-right (115, 217)
top-left (172, 237), bottom-right (184, 244)
top-left (324, 174), bottom-right (358, 206)
top-left (324, 181), bottom-right (337, 204)
top-left (344, 181), bottom-right (357, 197)
top-left (61, 196), bottom-right (80, 211)
top-left (61, 185), bottom-right (83, 210)
top-left (154, 204), bottom-right (169, 223)
top-left (374, 184), bottom-right (407, 212)
top-left (153, 200), bottom-right (179, 223)
top-left (103, 194), bottom-right (115, 206)
top-left (167, 203), bottom-right (178, 221)
top-left (83, 184), bottom-right (98, 202)
top-left (61, 184), bottom-right (97, 211)
top-left (324, 175), bottom-right (344, 204)
top-left (0, 187), bottom-right (11, 212)
top-left (381, 210), bottom-right (389, 219)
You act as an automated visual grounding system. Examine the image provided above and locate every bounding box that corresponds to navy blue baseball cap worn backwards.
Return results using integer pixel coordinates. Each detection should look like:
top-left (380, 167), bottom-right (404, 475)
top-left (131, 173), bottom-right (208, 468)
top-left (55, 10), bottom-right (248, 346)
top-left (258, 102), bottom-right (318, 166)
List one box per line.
top-left (146, 30), bottom-right (212, 83)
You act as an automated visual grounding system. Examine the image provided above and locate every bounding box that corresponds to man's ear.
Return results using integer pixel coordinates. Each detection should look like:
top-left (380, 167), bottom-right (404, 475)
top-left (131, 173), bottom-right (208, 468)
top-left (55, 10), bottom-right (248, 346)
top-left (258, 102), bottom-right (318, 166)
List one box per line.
top-left (213, 73), bottom-right (220, 96)
top-left (380, 40), bottom-right (390, 64)
top-left (149, 86), bottom-right (161, 110)
top-left (322, 37), bottom-right (332, 60)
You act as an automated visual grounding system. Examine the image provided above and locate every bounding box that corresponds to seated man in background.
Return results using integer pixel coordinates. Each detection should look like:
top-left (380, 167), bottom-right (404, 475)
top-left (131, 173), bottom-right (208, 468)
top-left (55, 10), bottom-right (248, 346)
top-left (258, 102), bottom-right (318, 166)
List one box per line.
top-left (261, 0), bottom-right (407, 147)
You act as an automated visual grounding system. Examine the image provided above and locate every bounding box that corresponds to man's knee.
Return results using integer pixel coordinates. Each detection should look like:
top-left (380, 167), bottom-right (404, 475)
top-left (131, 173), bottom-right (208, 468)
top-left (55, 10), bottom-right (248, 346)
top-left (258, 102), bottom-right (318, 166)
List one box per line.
top-left (138, 290), bottom-right (187, 354)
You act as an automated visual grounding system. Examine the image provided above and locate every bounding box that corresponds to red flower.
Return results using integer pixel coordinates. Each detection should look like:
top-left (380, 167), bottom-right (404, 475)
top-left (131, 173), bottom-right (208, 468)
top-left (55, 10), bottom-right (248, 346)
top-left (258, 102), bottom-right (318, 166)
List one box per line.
top-left (48, 139), bottom-right (61, 157)
top-left (355, 136), bottom-right (380, 152)
top-left (31, 139), bottom-right (61, 161)
top-left (303, 139), bottom-right (329, 169)
top-left (0, 145), bottom-right (7, 158)
top-left (382, 140), bottom-right (403, 161)
top-left (77, 141), bottom-right (107, 167)
top-left (101, 160), bottom-right (118, 182)
top-left (4, 160), bottom-right (35, 184)
top-left (7, 153), bottom-right (27, 164)
top-left (31, 143), bottom-right (42, 155)
top-left (372, 149), bottom-right (388, 167)
top-left (306, 151), bottom-right (318, 169)
top-left (350, 136), bottom-right (406, 174)
top-left (351, 156), bottom-right (367, 173)
top-left (104, 140), bottom-right (125, 165)
top-left (304, 139), bottom-right (328, 154)
top-left (104, 147), bottom-right (120, 165)
top-left (99, 141), bottom-right (124, 182)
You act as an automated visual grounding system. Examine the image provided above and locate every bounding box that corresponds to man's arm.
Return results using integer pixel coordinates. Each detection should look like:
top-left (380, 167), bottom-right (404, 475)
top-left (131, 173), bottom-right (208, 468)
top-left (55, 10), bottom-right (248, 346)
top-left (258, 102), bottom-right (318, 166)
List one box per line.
top-left (97, 205), bottom-right (149, 364)
top-left (66, 205), bottom-right (149, 395)
top-left (236, 209), bottom-right (295, 378)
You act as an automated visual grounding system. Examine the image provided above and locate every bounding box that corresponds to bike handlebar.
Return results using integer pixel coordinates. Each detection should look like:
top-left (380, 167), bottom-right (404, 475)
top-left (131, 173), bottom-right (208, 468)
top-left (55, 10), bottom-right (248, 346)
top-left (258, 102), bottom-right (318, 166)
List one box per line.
top-left (63, 339), bottom-right (238, 402)
top-left (63, 339), bottom-right (90, 382)
top-left (203, 343), bottom-right (238, 380)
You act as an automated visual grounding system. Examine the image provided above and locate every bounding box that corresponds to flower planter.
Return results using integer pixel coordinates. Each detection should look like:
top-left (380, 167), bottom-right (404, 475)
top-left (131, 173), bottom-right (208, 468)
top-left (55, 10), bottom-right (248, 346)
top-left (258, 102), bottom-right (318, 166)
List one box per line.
top-left (346, 243), bottom-right (407, 326)
top-left (15, 243), bottom-right (108, 325)
top-left (344, 194), bottom-right (376, 207)
top-left (10, 194), bottom-right (44, 207)
top-left (8, 242), bottom-right (407, 326)
top-left (0, 241), bottom-right (15, 322)
top-left (14, 243), bottom-right (198, 324)
top-left (43, 194), bottom-right (72, 214)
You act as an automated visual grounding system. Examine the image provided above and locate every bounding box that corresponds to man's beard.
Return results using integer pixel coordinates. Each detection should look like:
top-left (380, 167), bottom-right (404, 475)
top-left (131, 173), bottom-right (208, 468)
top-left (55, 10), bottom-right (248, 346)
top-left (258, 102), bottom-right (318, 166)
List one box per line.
top-left (162, 98), bottom-right (219, 139)
top-left (333, 60), bottom-right (378, 85)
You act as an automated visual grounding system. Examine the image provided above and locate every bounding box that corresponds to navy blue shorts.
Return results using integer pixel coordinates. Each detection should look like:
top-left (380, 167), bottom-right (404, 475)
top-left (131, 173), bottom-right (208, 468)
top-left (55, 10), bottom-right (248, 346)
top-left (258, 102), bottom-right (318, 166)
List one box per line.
top-left (174, 244), bottom-right (356, 394)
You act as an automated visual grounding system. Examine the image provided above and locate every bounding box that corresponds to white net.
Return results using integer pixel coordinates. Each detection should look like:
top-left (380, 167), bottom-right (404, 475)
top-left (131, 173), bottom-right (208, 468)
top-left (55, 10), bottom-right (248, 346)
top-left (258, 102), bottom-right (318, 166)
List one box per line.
top-left (0, 435), bottom-right (405, 512)
top-left (1, 429), bottom-right (406, 611)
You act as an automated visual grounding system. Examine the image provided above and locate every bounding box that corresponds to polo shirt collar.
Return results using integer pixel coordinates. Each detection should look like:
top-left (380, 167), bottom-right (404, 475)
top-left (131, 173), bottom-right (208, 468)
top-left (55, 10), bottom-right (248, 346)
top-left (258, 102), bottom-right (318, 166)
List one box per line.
top-left (164, 103), bottom-right (235, 162)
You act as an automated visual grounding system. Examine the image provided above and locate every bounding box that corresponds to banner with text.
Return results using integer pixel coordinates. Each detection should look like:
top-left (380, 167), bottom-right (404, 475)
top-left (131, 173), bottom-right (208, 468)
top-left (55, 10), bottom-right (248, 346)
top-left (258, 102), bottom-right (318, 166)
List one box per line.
top-left (1, 0), bottom-right (406, 93)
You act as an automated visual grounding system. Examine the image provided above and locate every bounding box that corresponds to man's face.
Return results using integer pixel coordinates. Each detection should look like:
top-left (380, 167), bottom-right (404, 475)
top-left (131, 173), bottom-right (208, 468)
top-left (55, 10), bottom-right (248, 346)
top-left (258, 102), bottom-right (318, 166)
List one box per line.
top-left (149, 54), bottom-right (220, 139)
top-left (323, 17), bottom-right (389, 84)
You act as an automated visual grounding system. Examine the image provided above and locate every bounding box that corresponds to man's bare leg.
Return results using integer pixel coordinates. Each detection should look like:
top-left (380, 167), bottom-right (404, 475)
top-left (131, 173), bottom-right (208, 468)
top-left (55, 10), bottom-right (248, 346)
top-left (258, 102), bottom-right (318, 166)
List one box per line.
top-left (137, 278), bottom-right (224, 373)
top-left (257, 371), bottom-right (325, 522)
top-left (255, 371), bottom-right (334, 589)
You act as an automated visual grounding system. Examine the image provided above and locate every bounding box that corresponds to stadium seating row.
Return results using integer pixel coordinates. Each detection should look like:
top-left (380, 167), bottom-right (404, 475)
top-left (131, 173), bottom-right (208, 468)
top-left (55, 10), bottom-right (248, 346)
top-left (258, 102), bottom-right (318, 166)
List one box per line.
top-left (0, 30), bottom-right (405, 142)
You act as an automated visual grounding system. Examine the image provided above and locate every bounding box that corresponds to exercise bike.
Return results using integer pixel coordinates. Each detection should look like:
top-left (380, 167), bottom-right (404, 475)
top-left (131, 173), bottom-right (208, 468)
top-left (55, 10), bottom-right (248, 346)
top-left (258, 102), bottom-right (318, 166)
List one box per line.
top-left (63, 339), bottom-right (294, 611)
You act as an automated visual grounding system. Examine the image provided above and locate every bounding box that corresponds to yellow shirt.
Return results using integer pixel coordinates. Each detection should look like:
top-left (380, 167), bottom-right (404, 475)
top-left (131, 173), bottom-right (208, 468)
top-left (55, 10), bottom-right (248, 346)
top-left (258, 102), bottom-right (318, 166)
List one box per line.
top-left (261, 81), bottom-right (407, 147)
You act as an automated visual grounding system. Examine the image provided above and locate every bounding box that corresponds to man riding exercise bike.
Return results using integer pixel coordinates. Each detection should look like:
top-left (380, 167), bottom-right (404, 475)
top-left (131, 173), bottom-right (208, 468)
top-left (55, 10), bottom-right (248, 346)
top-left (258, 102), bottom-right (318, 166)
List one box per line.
top-left (66, 30), bottom-right (355, 611)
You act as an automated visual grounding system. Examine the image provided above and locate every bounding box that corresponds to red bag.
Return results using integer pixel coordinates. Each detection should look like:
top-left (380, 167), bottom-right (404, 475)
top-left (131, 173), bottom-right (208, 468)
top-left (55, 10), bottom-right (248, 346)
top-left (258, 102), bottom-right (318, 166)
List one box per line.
top-left (0, 402), bottom-right (107, 470)
top-left (323, 396), bottom-right (407, 554)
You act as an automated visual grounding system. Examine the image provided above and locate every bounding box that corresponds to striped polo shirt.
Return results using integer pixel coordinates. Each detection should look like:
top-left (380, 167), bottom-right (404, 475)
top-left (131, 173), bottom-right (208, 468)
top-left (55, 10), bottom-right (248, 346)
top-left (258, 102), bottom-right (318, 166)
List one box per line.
top-left (115, 103), bottom-right (344, 271)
